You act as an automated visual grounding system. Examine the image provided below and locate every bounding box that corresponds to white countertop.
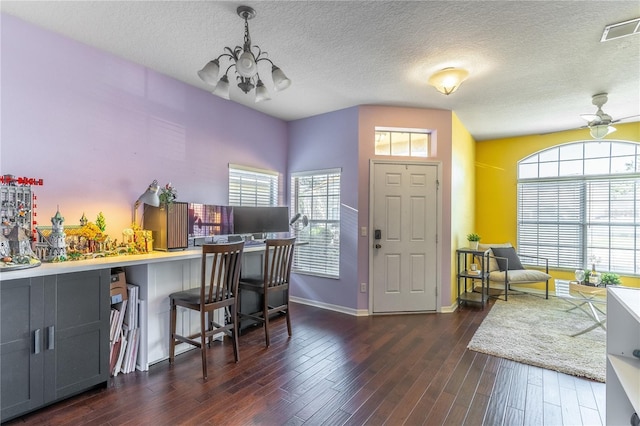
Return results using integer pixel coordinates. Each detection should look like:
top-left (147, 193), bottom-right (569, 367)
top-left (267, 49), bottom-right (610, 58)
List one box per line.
top-left (0, 244), bottom-right (266, 281)
top-left (609, 286), bottom-right (640, 322)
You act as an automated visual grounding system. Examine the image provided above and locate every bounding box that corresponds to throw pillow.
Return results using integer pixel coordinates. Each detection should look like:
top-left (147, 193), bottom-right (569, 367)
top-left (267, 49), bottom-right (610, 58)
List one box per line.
top-left (478, 242), bottom-right (512, 272)
top-left (491, 247), bottom-right (524, 271)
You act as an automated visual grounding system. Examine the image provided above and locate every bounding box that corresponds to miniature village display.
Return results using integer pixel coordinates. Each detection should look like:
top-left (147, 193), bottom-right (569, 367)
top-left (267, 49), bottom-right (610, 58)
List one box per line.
top-left (35, 212), bottom-right (154, 262)
top-left (1, 173), bottom-right (154, 270)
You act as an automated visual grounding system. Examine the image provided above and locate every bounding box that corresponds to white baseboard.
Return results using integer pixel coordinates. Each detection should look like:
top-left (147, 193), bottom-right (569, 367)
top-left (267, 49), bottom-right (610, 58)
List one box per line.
top-left (440, 302), bottom-right (458, 313)
top-left (290, 296), bottom-right (369, 316)
top-left (291, 296), bottom-right (459, 316)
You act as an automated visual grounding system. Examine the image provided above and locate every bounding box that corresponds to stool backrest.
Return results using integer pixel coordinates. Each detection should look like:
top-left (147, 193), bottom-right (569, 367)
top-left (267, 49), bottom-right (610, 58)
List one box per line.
top-left (201, 242), bottom-right (244, 305)
top-left (263, 237), bottom-right (296, 290)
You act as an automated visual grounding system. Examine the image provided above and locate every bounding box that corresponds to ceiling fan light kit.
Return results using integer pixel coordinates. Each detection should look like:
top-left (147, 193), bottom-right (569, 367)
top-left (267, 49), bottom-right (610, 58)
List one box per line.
top-left (197, 5), bottom-right (291, 102)
top-left (578, 92), bottom-right (636, 139)
top-left (428, 67), bottom-right (469, 95)
top-left (589, 124), bottom-right (617, 139)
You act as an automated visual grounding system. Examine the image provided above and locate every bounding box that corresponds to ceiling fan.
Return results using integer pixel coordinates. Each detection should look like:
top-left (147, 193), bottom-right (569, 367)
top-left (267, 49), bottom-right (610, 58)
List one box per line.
top-left (580, 93), bottom-right (637, 139)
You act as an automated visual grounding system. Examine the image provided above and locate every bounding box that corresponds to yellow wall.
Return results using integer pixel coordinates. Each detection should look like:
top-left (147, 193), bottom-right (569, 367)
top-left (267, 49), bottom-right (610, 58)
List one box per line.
top-left (476, 122), bottom-right (640, 289)
top-left (451, 112), bottom-right (477, 304)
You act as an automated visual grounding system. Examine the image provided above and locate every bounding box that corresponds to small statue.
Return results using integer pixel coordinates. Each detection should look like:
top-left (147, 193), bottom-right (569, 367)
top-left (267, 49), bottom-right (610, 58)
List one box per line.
top-left (47, 208), bottom-right (67, 261)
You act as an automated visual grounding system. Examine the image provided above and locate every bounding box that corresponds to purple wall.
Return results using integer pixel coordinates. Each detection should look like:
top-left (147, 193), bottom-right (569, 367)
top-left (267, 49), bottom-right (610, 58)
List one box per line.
top-left (1, 14), bottom-right (288, 234)
top-left (288, 108), bottom-right (360, 310)
top-left (288, 105), bottom-right (456, 312)
top-left (2, 14), bottom-right (457, 313)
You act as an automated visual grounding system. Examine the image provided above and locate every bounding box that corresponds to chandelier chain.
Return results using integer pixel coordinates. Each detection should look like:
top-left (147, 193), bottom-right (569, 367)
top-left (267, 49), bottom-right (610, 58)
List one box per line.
top-left (243, 17), bottom-right (251, 51)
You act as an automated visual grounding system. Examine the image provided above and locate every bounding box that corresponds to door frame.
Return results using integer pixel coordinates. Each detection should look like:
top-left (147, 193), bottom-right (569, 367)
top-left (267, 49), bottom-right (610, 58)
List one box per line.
top-left (368, 159), bottom-right (443, 314)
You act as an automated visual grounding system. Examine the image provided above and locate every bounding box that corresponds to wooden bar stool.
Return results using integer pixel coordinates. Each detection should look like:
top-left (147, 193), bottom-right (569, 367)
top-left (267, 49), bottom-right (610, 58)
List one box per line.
top-left (239, 237), bottom-right (295, 347)
top-left (168, 242), bottom-right (244, 379)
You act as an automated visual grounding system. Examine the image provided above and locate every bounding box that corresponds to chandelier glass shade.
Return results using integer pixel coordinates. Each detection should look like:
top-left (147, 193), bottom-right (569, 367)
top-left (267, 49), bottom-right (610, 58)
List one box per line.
top-left (198, 5), bottom-right (291, 102)
top-left (428, 67), bottom-right (469, 95)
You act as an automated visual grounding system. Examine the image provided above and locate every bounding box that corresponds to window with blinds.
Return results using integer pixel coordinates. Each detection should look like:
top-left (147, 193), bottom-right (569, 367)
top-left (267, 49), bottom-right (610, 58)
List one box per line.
top-left (228, 164), bottom-right (279, 207)
top-left (517, 141), bottom-right (640, 275)
top-left (290, 169), bottom-right (341, 278)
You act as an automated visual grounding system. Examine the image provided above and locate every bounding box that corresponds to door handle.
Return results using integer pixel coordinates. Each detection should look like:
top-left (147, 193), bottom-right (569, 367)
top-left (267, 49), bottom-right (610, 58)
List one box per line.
top-left (47, 326), bottom-right (55, 350)
top-left (34, 329), bottom-right (41, 354)
top-left (375, 244), bottom-right (382, 249)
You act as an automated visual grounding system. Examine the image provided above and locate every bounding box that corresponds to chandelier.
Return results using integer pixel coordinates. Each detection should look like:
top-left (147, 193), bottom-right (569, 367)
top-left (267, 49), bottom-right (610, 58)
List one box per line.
top-left (197, 5), bottom-right (291, 102)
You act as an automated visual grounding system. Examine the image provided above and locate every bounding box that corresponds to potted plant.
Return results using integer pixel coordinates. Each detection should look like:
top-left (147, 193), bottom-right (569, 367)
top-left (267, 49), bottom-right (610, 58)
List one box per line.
top-left (158, 182), bottom-right (177, 210)
top-left (600, 272), bottom-right (621, 287)
top-left (467, 233), bottom-right (481, 250)
top-left (583, 270), bottom-right (621, 287)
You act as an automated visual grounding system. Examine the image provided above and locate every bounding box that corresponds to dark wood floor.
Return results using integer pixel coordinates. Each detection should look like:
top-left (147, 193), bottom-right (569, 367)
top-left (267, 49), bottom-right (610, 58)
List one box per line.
top-left (7, 301), bottom-right (605, 425)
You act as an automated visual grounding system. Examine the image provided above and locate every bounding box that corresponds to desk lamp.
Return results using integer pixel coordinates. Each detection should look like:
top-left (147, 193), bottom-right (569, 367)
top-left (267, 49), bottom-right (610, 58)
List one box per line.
top-left (133, 180), bottom-right (160, 225)
top-left (289, 213), bottom-right (309, 232)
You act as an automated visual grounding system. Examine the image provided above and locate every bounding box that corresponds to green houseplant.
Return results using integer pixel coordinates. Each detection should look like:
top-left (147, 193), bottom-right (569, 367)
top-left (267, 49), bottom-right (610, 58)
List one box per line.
top-left (467, 233), bottom-right (481, 249)
top-left (583, 270), bottom-right (621, 287)
top-left (600, 272), bottom-right (621, 286)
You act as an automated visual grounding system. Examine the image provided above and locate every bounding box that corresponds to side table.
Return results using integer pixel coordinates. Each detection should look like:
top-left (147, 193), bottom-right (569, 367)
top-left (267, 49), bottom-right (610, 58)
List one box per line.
top-left (456, 248), bottom-right (490, 309)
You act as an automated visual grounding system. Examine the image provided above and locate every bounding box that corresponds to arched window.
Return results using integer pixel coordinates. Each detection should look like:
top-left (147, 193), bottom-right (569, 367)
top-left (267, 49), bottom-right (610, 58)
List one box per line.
top-left (517, 140), bottom-right (640, 274)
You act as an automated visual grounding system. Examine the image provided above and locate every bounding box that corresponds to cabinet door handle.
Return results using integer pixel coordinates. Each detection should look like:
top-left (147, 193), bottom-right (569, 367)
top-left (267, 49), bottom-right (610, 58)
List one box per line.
top-left (47, 326), bottom-right (55, 350)
top-left (34, 329), bottom-right (41, 354)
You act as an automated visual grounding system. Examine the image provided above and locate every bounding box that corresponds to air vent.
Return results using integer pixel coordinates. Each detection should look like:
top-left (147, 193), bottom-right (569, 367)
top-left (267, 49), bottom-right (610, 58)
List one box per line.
top-left (601, 17), bottom-right (640, 42)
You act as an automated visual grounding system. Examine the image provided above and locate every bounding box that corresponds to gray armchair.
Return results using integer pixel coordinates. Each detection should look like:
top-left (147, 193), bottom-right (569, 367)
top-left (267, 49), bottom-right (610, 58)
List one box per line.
top-left (478, 243), bottom-right (552, 300)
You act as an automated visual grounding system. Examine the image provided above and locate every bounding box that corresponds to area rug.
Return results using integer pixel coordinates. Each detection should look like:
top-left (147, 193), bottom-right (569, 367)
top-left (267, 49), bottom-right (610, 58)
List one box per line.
top-left (467, 294), bottom-right (606, 382)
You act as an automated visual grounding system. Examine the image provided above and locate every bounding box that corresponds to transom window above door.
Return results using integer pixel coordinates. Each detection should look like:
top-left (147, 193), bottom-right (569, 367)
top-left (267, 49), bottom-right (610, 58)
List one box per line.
top-left (374, 128), bottom-right (430, 157)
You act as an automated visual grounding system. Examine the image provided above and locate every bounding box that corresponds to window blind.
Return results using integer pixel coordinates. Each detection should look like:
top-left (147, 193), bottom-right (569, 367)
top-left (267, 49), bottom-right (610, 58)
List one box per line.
top-left (517, 141), bottom-right (640, 275)
top-left (228, 165), bottom-right (278, 207)
top-left (291, 169), bottom-right (341, 278)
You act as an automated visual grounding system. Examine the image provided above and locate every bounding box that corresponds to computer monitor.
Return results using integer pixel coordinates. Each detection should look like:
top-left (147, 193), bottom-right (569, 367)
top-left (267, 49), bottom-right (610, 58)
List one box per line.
top-left (232, 206), bottom-right (290, 235)
top-left (188, 204), bottom-right (234, 237)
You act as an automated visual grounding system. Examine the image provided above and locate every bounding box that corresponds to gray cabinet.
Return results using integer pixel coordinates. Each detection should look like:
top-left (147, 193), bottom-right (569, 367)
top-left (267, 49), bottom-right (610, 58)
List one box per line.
top-left (0, 270), bottom-right (110, 422)
top-left (0, 277), bottom-right (45, 420)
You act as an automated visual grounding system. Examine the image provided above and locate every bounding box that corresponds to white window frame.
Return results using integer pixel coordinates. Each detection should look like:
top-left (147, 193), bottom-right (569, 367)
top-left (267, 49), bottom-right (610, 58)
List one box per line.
top-left (228, 164), bottom-right (279, 207)
top-left (290, 168), bottom-right (341, 278)
top-left (374, 127), bottom-right (431, 157)
top-left (517, 141), bottom-right (640, 275)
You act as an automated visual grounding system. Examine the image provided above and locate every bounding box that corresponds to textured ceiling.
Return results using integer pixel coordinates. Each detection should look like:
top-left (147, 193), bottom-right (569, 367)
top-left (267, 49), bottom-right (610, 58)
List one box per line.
top-left (2, 1), bottom-right (639, 141)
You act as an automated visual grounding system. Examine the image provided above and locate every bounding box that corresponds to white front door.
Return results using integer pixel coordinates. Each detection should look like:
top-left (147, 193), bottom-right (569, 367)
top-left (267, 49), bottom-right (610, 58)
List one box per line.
top-left (371, 162), bottom-right (438, 313)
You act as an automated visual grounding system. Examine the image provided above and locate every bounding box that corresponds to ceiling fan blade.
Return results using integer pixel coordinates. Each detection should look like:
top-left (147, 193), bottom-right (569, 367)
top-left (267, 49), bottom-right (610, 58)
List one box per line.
top-left (611, 114), bottom-right (640, 124)
top-left (580, 113), bottom-right (599, 122)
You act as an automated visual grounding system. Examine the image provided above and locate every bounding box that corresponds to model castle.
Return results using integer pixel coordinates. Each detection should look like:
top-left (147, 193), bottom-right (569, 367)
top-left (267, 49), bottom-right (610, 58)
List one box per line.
top-left (0, 174), bottom-right (42, 269)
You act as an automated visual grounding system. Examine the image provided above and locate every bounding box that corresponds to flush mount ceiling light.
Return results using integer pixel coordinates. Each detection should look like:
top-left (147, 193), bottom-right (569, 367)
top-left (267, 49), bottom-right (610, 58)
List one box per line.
top-left (197, 5), bottom-right (291, 102)
top-left (428, 67), bottom-right (469, 95)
